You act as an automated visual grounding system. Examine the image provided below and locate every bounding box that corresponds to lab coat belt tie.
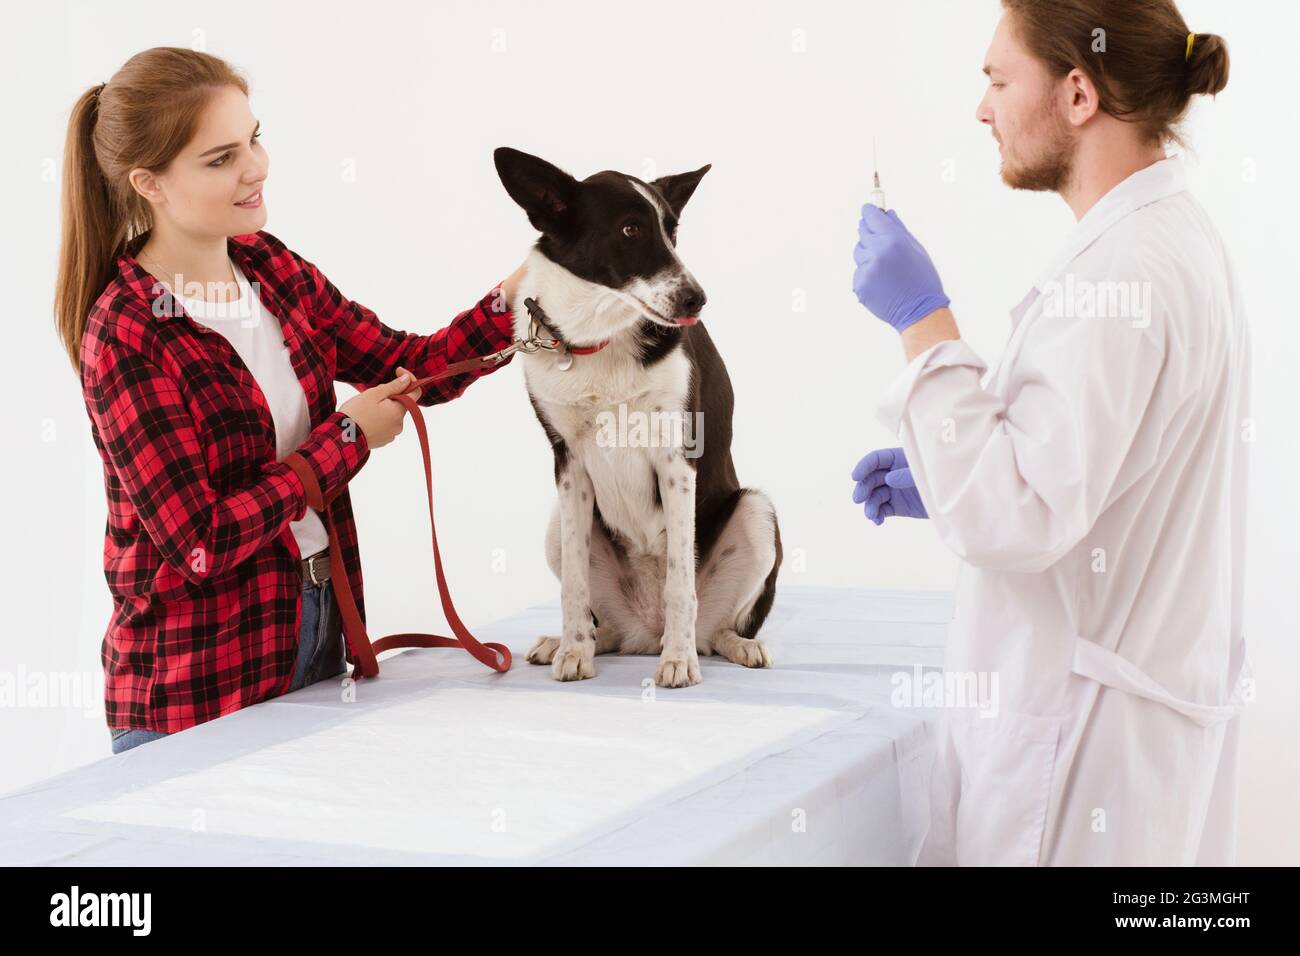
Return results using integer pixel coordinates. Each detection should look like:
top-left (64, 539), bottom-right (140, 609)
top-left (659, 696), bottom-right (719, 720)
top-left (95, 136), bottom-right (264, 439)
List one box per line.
top-left (1070, 636), bottom-right (1251, 728)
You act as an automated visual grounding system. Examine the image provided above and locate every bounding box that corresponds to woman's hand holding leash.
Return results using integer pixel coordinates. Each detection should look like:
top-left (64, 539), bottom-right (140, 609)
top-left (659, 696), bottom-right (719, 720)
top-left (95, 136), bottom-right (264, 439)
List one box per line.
top-left (339, 366), bottom-right (423, 449)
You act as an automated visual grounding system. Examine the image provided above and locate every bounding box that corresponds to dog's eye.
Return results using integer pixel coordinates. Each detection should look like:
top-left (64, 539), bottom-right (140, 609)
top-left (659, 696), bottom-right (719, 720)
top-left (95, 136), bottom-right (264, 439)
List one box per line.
top-left (622, 223), bottom-right (641, 239)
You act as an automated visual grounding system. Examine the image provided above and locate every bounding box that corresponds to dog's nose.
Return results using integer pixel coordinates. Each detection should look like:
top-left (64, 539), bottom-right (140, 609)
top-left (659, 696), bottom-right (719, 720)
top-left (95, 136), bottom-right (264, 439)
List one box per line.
top-left (680, 286), bottom-right (707, 316)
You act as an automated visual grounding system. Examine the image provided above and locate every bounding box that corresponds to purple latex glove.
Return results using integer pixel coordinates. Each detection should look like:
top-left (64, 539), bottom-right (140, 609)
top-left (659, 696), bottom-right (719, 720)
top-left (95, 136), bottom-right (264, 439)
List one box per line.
top-left (852, 205), bottom-right (950, 332)
top-left (851, 446), bottom-right (928, 525)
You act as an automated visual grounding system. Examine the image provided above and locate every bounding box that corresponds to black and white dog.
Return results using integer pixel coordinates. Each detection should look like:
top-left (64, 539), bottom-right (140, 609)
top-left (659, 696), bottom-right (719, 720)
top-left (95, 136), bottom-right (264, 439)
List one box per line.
top-left (494, 148), bottom-right (782, 688)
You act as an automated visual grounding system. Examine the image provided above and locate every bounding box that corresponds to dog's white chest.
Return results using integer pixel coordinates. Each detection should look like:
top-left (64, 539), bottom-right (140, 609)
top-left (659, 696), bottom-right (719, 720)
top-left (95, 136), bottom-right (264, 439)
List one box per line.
top-left (528, 349), bottom-right (691, 556)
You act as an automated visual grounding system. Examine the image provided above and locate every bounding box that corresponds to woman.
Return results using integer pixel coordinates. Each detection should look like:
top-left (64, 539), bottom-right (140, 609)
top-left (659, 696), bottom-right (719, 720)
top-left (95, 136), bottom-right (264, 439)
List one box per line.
top-left (55, 48), bottom-right (527, 754)
top-left (849, 0), bottom-right (1248, 864)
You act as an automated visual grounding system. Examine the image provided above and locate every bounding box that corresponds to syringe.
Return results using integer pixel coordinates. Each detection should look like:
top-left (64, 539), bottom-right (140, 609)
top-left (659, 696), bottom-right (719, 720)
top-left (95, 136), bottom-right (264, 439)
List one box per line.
top-left (870, 138), bottom-right (887, 210)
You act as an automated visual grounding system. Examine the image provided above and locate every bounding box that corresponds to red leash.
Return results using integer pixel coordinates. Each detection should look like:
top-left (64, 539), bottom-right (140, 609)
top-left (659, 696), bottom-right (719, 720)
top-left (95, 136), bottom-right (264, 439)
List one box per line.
top-left (284, 350), bottom-right (518, 680)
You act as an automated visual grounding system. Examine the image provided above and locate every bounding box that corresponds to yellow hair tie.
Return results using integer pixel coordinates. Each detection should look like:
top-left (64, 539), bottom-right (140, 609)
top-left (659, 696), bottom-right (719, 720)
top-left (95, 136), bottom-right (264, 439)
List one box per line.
top-left (1185, 32), bottom-right (1196, 61)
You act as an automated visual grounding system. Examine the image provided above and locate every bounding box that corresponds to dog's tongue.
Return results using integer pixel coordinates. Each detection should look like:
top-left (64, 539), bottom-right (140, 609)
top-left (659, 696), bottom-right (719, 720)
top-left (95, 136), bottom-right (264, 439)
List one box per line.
top-left (672, 316), bottom-right (700, 326)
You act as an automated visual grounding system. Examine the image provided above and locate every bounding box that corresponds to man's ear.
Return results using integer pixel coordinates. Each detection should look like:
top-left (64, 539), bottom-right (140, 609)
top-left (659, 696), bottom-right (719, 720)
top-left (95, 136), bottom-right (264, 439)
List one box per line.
top-left (650, 163), bottom-right (712, 217)
top-left (494, 147), bottom-right (579, 234)
top-left (1063, 67), bottom-right (1099, 128)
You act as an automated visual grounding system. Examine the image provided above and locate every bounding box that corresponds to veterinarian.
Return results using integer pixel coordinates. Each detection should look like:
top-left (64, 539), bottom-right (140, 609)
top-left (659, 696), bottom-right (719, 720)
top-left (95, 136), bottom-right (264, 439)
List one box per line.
top-left (56, 48), bottom-right (528, 755)
top-left (849, 0), bottom-right (1250, 865)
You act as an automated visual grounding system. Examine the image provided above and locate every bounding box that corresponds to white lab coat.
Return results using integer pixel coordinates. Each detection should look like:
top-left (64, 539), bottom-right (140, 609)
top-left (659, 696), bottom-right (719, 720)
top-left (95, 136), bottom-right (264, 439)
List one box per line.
top-left (877, 156), bottom-right (1252, 866)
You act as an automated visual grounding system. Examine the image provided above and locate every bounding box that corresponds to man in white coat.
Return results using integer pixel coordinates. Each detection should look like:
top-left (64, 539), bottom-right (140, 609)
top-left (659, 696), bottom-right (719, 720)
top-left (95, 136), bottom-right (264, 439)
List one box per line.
top-left (850, 0), bottom-right (1252, 865)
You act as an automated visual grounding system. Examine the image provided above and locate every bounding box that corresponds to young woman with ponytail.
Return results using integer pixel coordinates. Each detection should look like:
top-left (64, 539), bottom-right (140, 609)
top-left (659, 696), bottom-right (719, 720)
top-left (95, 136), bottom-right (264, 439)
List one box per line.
top-left (56, 48), bottom-right (527, 754)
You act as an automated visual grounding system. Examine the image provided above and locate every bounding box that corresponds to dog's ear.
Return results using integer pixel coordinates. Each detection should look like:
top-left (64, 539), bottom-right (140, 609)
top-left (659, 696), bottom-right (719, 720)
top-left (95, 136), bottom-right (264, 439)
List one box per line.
top-left (494, 147), bottom-right (579, 235)
top-left (651, 163), bottom-right (712, 217)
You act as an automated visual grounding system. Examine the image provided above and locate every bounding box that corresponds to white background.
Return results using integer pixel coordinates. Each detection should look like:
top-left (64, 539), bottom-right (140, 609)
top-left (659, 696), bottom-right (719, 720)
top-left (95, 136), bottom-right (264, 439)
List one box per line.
top-left (2, 0), bottom-right (1295, 864)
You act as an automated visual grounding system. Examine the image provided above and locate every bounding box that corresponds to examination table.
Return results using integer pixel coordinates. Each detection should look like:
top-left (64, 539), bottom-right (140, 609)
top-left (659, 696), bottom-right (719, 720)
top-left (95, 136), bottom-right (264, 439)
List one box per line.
top-left (0, 585), bottom-right (949, 865)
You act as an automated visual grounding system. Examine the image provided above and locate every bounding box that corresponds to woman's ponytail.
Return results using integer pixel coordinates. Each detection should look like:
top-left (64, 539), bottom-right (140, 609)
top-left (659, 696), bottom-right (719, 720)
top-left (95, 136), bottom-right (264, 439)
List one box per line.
top-left (55, 84), bottom-right (126, 374)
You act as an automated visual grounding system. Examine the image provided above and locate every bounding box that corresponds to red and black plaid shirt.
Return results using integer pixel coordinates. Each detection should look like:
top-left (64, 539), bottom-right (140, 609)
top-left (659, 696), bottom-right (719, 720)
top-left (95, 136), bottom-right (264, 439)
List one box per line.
top-left (81, 229), bottom-right (517, 734)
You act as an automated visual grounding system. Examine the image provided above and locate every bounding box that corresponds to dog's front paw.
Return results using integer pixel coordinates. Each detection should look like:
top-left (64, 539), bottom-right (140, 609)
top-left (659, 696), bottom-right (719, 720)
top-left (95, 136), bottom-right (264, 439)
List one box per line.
top-left (655, 651), bottom-right (701, 688)
top-left (552, 642), bottom-right (596, 681)
top-left (526, 635), bottom-right (560, 665)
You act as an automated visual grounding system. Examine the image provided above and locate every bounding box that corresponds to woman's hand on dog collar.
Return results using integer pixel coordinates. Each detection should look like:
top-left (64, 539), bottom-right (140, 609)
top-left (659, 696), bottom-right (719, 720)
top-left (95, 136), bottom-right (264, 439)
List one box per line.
top-left (501, 259), bottom-right (529, 313)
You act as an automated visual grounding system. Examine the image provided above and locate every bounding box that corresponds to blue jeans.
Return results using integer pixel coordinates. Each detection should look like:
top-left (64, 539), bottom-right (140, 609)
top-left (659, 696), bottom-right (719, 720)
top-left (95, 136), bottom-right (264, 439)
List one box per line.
top-left (109, 578), bottom-right (346, 755)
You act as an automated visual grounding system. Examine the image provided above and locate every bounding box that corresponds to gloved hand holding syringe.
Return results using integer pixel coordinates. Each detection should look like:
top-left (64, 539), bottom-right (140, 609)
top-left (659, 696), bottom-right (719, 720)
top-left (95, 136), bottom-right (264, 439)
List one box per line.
top-left (851, 140), bottom-right (949, 332)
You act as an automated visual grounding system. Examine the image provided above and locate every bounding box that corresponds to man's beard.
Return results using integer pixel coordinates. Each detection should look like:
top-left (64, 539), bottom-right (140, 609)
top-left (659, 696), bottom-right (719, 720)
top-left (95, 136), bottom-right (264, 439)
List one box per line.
top-left (1000, 96), bottom-right (1077, 192)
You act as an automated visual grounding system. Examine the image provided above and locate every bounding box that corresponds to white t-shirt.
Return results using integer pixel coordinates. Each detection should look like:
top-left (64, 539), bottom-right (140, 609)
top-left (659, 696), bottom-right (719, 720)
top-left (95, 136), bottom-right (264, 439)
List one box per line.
top-left (179, 259), bottom-right (330, 560)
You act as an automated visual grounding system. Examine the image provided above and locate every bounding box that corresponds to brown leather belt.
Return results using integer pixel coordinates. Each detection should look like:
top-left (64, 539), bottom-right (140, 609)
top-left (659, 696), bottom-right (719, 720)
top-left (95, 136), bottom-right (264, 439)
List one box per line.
top-left (301, 548), bottom-right (331, 586)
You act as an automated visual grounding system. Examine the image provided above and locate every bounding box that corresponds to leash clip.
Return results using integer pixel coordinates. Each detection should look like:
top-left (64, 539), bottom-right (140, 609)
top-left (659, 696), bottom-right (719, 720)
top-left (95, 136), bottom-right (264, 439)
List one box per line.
top-left (513, 296), bottom-right (576, 370)
top-left (525, 320), bottom-right (562, 352)
top-left (483, 334), bottom-right (554, 364)
top-left (523, 296), bottom-right (565, 351)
